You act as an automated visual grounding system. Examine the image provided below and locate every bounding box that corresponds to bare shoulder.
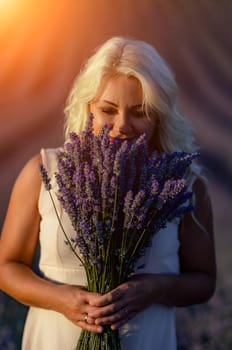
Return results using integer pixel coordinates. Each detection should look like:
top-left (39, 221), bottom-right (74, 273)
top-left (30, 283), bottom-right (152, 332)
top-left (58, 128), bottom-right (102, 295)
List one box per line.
top-left (193, 178), bottom-right (213, 236)
top-left (178, 176), bottom-right (216, 277)
top-left (1, 153), bottom-right (43, 230)
top-left (16, 153), bottom-right (42, 183)
top-left (12, 154), bottom-right (43, 201)
top-left (193, 178), bottom-right (211, 207)
top-left (180, 177), bottom-right (213, 239)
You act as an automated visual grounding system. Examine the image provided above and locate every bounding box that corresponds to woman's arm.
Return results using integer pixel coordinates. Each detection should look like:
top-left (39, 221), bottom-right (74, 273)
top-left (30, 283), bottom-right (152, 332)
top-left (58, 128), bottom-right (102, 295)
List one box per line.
top-left (167, 177), bottom-right (216, 305)
top-left (86, 178), bottom-right (216, 329)
top-left (0, 155), bottom-right (103, 333)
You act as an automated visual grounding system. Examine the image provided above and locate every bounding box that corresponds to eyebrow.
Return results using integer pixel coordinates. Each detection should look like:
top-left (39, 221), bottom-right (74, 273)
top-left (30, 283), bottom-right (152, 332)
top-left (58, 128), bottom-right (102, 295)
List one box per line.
top-left (101, 100), bottom-right (142, 108)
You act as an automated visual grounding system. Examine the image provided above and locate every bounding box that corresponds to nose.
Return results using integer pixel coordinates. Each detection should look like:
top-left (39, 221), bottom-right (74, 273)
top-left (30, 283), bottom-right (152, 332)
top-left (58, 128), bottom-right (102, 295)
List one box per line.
top-left (112, 111), bottom-right (133, 138)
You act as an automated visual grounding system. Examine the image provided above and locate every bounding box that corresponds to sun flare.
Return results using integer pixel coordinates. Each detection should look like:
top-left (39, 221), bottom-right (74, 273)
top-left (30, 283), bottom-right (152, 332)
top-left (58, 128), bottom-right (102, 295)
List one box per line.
top-left (0, 0), bottom-right (16, 10)
top-left (0, 0), bottom-right (22, 22)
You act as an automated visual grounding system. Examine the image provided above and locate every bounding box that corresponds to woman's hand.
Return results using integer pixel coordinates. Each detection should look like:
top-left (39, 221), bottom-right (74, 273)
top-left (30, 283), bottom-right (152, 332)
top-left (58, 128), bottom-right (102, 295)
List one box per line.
top-left (86, 274), bottom-right (158, 330)
top-left (55, 284), bottom-right (104, 333)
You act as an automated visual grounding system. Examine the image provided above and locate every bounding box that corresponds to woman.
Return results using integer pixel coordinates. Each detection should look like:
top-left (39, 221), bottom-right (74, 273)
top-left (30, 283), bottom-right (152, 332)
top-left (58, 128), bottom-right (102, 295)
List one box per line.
top-left (0, 37), bottom-right (216, 349)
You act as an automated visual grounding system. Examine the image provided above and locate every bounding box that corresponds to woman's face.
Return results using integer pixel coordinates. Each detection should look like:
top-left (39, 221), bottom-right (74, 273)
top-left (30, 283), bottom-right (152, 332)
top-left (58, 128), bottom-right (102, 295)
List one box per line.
top-left (89, 75), bottom-right (158, 143)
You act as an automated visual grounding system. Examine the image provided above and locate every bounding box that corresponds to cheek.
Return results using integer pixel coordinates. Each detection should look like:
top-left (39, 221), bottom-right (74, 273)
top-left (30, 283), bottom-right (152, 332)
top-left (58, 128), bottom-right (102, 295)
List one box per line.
top-left (92, 118), bottom-right (103, 135)
top-left (91, 111), bottom-right (112, 135)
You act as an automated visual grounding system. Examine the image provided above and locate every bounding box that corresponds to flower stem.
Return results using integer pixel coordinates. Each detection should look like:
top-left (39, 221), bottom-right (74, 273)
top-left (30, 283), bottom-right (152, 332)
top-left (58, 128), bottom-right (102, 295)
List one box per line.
top-left (48, 190), bottom-right (85, 267)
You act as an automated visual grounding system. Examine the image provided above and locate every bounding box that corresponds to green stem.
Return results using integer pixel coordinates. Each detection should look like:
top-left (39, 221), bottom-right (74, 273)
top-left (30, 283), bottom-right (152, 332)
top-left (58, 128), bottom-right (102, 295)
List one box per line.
top-left (126, 210), bottom-right (159, 276)
top-left (117, 211), bottom-right (137, 281)
top-left (100, 183), bottom-right (119, 292)
top-left (48, 190), bottom-right (85, 267)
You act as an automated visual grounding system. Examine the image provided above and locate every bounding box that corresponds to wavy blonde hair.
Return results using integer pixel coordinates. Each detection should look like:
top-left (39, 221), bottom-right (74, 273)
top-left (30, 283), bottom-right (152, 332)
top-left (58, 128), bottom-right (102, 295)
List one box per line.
top-left (64, 36), bottom-right (196, 154)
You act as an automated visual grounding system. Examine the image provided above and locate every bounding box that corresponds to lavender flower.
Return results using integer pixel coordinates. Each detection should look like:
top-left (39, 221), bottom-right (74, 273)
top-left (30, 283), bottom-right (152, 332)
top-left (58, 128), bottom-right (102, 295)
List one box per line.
top-left (38, 163), bottom-right (52, 190)
top-left (38, 113), bottom-right (199, 350)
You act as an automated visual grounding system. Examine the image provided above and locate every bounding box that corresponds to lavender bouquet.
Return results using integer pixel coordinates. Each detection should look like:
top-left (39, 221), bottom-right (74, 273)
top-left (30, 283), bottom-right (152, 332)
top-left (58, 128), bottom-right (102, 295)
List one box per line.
top-left (39, 114), bottom-right (198, 350)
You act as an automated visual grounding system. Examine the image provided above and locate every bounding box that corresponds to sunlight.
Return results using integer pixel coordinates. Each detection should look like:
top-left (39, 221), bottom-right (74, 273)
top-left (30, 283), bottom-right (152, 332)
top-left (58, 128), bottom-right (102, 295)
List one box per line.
top-left (0, 0), bottom-right (22, 24)
top-left (0, 0), bottom-right (17, 11)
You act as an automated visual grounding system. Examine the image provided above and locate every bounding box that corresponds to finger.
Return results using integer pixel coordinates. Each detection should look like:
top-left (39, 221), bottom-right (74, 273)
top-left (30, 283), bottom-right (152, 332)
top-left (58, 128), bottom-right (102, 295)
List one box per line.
top-left (82, 290), bottom-right (102, 304)
top-left (88, 299), bottom-right (124, 318)
top-left (77, 321), bottom-right (103, 333)
top-left (111, 310), bottom-right (136, 330)
top-left (83, 315), bottom-right (95, 325)
top-left (95, 306), bottom-right (130, 326)
top-left (75, 313), bottom-right (104, 332)
top-left (89, 286), bottom-right (125, 307)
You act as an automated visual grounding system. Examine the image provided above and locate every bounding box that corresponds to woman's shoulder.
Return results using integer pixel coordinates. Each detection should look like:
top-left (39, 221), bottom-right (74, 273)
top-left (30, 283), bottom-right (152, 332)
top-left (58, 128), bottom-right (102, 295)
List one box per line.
top-left (13, 146), bottom-right (61, 196)
top-left (192, 176), bottom-right (212, 222)
top-left (10, 146), bottom-right (62, 208)
top-left (8, 153), bottom-right (43, 209)
top-left (17, 153), bottom-right (42, 184)
top-left (180, 174), bottom-right (213, 243)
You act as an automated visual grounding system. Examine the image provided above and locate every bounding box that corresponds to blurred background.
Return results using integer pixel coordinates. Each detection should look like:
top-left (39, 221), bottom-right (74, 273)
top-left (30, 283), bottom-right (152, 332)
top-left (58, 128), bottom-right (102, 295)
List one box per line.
top-left (0, 0), bottom-right (231, 349)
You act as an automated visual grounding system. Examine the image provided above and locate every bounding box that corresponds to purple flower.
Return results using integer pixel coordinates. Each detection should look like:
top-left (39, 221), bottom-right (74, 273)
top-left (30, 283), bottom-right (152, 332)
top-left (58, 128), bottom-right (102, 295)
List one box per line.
top-left (39, 113), bottom-right (198, 350)
top-left (38, 163), bottom-right (52, 190)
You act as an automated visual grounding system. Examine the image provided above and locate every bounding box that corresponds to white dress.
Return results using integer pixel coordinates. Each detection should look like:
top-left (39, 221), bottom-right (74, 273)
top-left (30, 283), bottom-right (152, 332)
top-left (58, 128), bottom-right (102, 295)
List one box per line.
top-left (22, 148), bottom-right (181, 350)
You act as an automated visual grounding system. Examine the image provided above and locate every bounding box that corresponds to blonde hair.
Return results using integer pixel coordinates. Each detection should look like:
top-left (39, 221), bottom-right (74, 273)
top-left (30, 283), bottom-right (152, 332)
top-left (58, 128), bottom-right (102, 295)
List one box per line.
top-left (64, 36), bottom-right (196, 154)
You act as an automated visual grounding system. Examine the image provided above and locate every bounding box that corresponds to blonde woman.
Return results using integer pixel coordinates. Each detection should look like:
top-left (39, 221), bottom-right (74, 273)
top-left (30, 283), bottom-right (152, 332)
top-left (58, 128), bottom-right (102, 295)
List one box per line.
top-left (0, 37), bottom-right (216, 350)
